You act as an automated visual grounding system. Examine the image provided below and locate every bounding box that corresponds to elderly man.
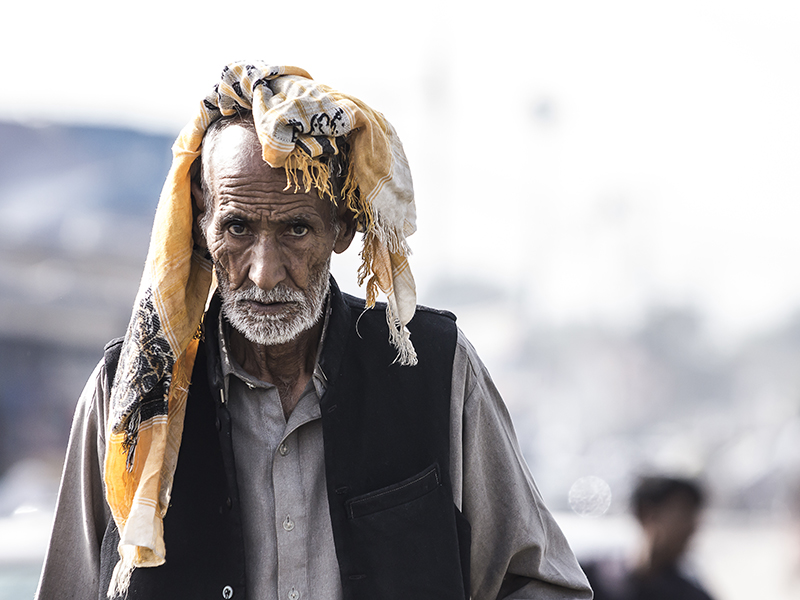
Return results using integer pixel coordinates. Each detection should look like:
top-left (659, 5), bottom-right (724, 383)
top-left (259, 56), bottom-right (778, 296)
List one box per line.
top-left (36, 62), bottom-right (592, 600)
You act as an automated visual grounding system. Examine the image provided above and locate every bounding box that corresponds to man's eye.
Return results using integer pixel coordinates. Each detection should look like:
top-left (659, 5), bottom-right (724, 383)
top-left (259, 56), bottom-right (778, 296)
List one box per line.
top-left (289, 224), bottom-right (309, 237)
top-left (227, 222), bottom-right (247, 236)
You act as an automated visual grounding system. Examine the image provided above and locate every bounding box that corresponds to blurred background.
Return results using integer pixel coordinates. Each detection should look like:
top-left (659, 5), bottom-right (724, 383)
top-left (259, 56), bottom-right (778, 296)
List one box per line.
top-left (2, 1), bottom-right (800, 598)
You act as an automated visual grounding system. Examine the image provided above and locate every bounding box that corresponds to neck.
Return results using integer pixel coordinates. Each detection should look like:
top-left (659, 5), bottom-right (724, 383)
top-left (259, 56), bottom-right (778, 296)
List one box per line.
top-left (229, 320), bottom-right (323, 417)
top-left (635, 536), bottom-right (679, 576)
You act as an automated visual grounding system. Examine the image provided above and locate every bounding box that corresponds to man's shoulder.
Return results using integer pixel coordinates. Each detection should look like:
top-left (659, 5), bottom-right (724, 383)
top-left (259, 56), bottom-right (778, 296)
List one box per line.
top-left (338, 293), bottom-right (459, 364)
top-left (341, 293), bottom-right (457, 324)
top-left (102, 337), bottom-right (125, 382)
top-left (104, 337), bottom-right (125, 352)
top-left (415, 304), bottom-right (457, 322)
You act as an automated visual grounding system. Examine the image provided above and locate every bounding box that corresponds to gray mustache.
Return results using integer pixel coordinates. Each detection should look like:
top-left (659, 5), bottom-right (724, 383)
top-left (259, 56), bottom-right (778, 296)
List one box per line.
top-left (232, 284), bottom-right (307, 305)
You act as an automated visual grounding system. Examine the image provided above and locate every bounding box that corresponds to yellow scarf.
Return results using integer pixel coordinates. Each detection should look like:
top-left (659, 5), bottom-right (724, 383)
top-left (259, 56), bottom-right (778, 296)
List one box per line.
top-left (105, 61), bottom-right (418, 597)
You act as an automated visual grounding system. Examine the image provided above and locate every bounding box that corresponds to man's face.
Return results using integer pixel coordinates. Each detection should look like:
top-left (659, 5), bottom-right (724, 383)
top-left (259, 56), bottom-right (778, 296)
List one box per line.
top-left (196, 123), bottom-right (353, 346)
top-left (642, 492), bottom-right (701, 566)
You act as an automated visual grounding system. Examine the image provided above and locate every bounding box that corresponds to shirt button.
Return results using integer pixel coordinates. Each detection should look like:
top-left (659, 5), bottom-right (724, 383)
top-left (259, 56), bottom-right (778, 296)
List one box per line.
top-left (278, 443), bottom-right (289, 456)
top-left (288, 588), bottom-right (300, 600)
top-left (222, 585), bottom-right (234, 599)
top-left (282, 515), bottom-right (295, 531)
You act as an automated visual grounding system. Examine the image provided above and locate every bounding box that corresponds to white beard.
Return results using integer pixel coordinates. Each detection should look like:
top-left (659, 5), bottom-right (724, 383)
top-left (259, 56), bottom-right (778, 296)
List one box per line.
top-left (216, 260), bottom-right (330, 346)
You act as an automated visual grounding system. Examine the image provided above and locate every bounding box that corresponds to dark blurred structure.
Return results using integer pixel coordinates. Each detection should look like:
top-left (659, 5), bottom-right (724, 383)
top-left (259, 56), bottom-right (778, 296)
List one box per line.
top-left (0, 120), bottom-right (172, 478)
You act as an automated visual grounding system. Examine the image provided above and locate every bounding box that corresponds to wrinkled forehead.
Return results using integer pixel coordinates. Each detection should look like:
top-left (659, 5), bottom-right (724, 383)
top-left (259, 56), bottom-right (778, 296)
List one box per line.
top-left (202, 121), bottom-right (266, 181)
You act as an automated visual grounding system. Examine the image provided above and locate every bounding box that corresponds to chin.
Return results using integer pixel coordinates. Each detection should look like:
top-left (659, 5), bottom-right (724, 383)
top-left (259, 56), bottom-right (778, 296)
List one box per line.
top-left (227, 307), bottom-right (321, 347)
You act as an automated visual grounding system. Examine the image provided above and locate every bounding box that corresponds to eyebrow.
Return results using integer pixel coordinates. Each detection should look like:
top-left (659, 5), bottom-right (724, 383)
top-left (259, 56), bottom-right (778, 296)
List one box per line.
top-left (218, 210), bottom-right (255, 224)
top-left (218, 208), bottom-right (323, 225)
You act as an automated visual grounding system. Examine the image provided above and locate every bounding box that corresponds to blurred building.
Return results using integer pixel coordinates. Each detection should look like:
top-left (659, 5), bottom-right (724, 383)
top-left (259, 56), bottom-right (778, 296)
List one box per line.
top-left (427, 280), bottom-right (800, 518)
top-left (0, 121), bottom-right (172, 477)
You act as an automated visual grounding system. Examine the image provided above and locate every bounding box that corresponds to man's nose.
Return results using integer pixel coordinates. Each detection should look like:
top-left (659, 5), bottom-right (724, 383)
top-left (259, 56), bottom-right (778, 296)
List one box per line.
top-left (247, 236), bottom-right (287, 291)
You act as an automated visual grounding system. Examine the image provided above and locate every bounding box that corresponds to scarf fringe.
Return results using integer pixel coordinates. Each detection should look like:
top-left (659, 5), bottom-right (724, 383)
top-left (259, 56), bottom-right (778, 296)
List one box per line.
top-left (107, 553), bottom-right (135, 599)
top-left (283, 149), bottom-right (335, 201)
top-left (369, 218), bottom-right (412, 256)
top-left (385, 300), bottom-right (418, 366)
top-left (341, 161), bottom-right (373, 232)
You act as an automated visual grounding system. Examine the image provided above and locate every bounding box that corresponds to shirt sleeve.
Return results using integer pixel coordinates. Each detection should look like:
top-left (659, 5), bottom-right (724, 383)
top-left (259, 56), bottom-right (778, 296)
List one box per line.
top-left (35, 359), bottom-right (111, 600)
top-left (450, 329), bottom-right (593, 600)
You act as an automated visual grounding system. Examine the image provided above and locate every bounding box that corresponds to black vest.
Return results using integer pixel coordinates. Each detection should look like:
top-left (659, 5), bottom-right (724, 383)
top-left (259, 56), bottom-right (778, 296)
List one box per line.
top-left (100, 280), bottom-right (470, 600)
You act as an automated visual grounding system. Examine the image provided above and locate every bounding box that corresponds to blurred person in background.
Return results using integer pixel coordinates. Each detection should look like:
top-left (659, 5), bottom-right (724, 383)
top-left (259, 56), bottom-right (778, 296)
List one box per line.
top-left (583, 475), bottom-right (714, 600)
top-left (34, 62), bottom-right (591, 600)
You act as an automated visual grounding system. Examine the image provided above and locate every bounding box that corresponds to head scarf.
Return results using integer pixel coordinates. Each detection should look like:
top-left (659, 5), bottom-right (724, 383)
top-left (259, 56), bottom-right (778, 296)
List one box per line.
top-left (104, 61), bottom-right (417, 597)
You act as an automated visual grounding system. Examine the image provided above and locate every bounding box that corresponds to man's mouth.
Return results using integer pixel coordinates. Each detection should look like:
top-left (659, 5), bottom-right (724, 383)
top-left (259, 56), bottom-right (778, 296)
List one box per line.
top-left (242, 299), bottom-right (296, 317)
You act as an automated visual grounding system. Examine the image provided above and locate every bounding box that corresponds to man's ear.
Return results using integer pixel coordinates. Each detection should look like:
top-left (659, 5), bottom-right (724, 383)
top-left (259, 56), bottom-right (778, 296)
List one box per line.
top-left (333, 206), bottom-right (358, 254)
top-left (191, 177), bottom-right (208, 250)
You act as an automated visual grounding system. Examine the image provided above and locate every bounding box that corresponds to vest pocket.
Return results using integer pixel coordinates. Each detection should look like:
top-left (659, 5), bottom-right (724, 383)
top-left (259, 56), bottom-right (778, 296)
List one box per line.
top-left (341, 463), bottom-right (467, 599)
top-left (345, 463), bottom-right (441, 519)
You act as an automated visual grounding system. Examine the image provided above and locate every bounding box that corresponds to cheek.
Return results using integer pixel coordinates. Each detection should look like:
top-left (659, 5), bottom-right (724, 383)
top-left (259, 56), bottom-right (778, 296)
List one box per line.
top-left (290, 240), bottom-right (334, 281)
top-left (207, 235), bottom-right (228, 265)
top-left (207, 236), bottom-right (241, 281)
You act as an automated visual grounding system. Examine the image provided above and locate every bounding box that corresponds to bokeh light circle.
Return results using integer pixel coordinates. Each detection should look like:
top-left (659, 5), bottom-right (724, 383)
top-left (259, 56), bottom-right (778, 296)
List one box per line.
top-left (568, 476), bottom-right (612, 517)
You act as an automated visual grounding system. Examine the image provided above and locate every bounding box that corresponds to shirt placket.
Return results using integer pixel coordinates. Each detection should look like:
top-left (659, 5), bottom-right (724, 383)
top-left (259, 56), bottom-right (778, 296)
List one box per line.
top-left (273, 399), bottom-right (319, 600)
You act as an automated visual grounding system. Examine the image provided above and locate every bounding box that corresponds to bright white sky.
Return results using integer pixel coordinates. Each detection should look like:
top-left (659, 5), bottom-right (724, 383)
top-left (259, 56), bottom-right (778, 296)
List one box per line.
top-left (2, 0), bottom-right (800, 345)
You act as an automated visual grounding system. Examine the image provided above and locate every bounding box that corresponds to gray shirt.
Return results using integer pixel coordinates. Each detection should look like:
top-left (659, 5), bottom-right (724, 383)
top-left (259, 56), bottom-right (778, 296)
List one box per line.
top-left (36, 315), bottom-right (592, 600)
